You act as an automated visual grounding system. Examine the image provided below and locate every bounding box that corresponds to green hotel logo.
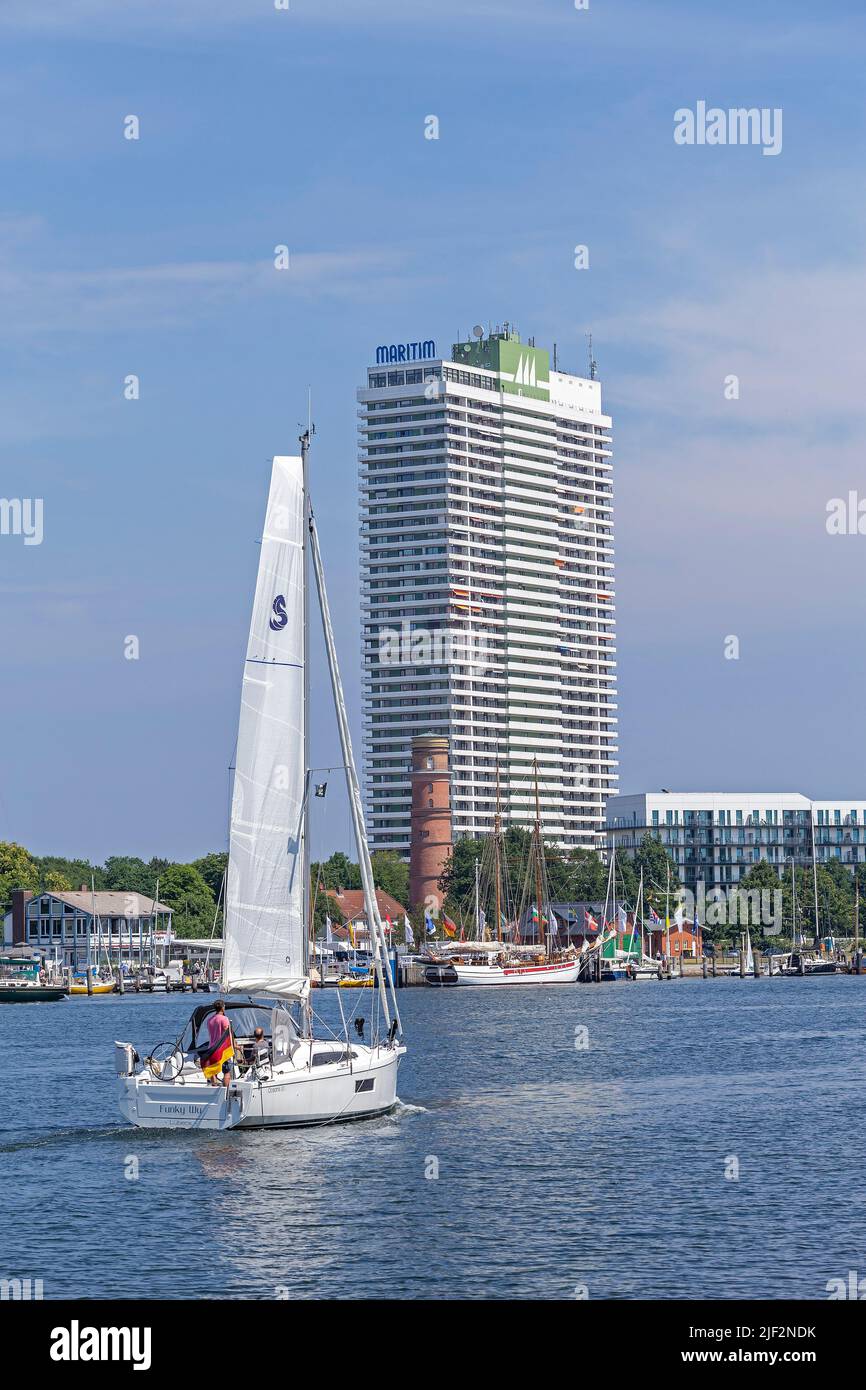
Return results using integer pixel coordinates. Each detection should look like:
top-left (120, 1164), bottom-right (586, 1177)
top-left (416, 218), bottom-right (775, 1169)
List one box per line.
top-left (451, 334), bottom-right (550, 401)
top-left (497, 340), bottom-right (550, 401)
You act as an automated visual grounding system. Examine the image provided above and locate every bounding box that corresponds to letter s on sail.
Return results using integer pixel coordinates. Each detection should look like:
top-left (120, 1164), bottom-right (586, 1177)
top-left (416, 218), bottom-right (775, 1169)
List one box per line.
top-left (268, 594), bottom-right (288, 631)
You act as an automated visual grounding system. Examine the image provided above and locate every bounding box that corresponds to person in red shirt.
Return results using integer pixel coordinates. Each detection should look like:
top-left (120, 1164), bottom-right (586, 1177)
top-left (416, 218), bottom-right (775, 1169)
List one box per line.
top-left (202, 1001), bottom-right (234, 1086)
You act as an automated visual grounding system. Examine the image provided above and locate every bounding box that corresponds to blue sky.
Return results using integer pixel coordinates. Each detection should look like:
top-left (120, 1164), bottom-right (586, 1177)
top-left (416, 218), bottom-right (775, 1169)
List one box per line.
top-left (1, 0), bottom-right (865, 863)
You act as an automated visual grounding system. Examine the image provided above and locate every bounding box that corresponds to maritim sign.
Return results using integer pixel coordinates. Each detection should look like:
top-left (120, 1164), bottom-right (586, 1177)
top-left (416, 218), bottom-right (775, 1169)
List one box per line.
top-left (375, 339), bottom-right (436, 364)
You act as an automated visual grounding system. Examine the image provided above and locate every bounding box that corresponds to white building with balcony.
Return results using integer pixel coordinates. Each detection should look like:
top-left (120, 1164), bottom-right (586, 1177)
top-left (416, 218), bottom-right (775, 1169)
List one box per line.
top-left (606, 792), bottom-right (866, 894)
top-left (4, 889), bottom-right (173, 970)
top-left (359, 325), bottom-right (618, 854)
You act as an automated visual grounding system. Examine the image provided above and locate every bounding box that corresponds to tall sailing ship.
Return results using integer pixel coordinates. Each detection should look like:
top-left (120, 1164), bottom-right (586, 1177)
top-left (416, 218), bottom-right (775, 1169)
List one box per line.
top-left (116, 442), bottom-right (405, 1129)
top-left (444, 761), bottom-right (582, 985)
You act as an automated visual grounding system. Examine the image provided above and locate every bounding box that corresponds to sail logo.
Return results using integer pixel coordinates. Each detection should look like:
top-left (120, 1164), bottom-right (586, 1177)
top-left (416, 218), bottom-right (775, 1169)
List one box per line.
top-left (268, 594), bottom-right (288, 630)
top-left (513, 352), bottom-right (537, 388)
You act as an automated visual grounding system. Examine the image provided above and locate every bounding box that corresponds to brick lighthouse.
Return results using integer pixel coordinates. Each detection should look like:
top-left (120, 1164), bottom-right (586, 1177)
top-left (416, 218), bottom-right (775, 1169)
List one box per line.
top-left (409, 734), bottom-right (452, 912)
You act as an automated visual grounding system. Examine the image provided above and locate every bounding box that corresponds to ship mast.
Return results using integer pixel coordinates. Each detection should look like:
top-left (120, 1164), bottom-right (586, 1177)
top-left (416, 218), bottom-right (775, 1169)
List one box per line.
top-left (532, 758), bottom-right (548, 957)
top-left (494, 756), bottom-right (503, 943)
top-left (300, 424), bottom-right (313, 997)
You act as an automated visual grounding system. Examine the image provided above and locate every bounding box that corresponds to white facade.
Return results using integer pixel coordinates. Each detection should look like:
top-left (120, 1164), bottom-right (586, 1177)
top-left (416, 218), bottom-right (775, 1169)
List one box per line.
top-left (6, 890), bottom-right (173, 969)
top-left (359, 328), bottom-right (618, 854)
top-left (607, 791), bottom-right (866, 892)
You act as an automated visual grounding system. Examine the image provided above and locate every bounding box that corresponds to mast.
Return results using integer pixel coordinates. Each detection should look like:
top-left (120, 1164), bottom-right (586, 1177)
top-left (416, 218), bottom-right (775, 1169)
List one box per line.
top-left (307, 488), bottom-right (401, 1037)
top-left (86, 874), bottom-right (95, 996)
top-left (494, 756), bottom-right (502, 943)
top-left (474, 858), bottom-right (480, 941)
top-left (790, 857), bottom-right (797, 948)
top-left (665, 858), bottom-right (671, 961)
top-left (638, 867), bottom-right (644, 959)
top-left (810, 809), bottom-right (820, 943)
top-left (855, 873), bottom-right (860, 954)
top-left (532, 759), bottom-right (547, 956)
top-left (300, 426), bottom-right (313, 988)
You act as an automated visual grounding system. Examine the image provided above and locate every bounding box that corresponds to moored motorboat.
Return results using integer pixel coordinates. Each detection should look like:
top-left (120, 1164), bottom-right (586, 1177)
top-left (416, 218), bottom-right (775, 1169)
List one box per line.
top-left (0, 979), bottom-right (67, 1003)
top-left (0, 951), bottom-right (67, 1002)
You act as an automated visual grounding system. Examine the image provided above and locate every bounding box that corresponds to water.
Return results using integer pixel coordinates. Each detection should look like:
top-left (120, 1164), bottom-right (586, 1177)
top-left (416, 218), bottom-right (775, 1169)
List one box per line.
top-left (2, 977), bottom-right (864, 1300)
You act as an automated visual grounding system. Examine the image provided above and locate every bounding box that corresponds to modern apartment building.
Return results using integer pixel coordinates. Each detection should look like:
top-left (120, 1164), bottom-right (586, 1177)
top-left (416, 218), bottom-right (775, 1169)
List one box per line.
top-left (606, 792), bottom-right (866, 894)
top-left (359, 325), bottom-right (618, 857)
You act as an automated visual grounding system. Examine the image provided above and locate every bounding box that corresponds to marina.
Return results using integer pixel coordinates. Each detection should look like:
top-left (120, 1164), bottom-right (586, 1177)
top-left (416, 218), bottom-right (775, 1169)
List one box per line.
top-left (3, 976), bottom-right (865, 1300)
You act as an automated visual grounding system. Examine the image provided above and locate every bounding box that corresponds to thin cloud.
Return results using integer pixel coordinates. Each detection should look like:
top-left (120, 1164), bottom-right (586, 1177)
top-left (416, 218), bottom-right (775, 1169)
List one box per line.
top-left (0, 247), bottom-right (418, 334)
top-left (602, 261), bottom-right (866, 430)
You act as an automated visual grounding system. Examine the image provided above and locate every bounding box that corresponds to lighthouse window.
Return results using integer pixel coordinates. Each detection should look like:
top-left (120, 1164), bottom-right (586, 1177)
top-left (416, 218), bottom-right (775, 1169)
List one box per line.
top-left (427, 783), bottom-right (433, 793)
top-left (425, 756), bottom-right (433, 769)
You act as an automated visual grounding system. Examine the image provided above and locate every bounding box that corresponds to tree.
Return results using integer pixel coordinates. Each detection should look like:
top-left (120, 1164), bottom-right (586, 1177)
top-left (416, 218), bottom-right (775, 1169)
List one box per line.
top-left (191, 852), bottom-right (228, 901)
top-left (36, 856), bottom-right (104, 892)
top-left (311, 888), bottom-right (344, 934)
top-left (42, 869), bottom-right (72, 892)
top-left (632, 834), bottom-right (680, 911)
top-left (312, 852), bottom-right (361, 892)
top-left (559, 849), bottom-right (608, 903)
top-left (0, 842), bottom-right (39, 910)
top-left (157, 863), bottom-right (216, 939)
top-left (370, 850), bottom-right (410, 906)
top-left (102, 856), bottom-right (157, 897)
top-left (438, 837), bottom-right (484, 908)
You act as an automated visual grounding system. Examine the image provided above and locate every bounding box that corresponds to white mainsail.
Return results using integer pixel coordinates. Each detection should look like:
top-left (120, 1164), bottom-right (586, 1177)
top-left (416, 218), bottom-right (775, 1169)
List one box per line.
top-left (223, 455), bottom-right (308, 999)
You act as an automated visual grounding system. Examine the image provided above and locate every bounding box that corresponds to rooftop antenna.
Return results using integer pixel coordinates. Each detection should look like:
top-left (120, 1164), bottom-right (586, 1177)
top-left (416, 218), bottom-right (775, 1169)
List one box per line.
top-left (587, 333), bottom-right (598, 380)
top-left (472, 324), bottom-right (484, 340)
top-left (553, 342), bottom-right (558, 371)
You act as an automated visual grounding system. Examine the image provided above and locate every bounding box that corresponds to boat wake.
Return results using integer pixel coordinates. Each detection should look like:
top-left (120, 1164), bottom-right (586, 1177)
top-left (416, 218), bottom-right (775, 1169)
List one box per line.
top-left (0, 1124), bottom-right (129, 1155)
top-left (392, 1098), bottom-right (427, 1116)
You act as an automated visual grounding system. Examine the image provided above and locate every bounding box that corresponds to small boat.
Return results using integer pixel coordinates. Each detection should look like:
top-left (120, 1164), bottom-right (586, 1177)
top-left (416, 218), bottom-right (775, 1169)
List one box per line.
top-left (0, 952), bottom-right (67, 1001)
top-left (338, 972), bottom-right (375, 989)
top-left (0, 977), bottom-right (67, 1002)
top-left (69, 976), bottom-right (115, 996)
top-left (116, 443), bottom-right (404, 1130)
top-left (423, 960), bottom-right (459, 987)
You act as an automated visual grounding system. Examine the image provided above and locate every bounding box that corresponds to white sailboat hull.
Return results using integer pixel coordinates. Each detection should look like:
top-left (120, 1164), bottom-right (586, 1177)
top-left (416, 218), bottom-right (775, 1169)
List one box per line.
top-left (118, 1044), bottom-right (403, 1130)
top-left (452, 959), bottom-right (580, 985)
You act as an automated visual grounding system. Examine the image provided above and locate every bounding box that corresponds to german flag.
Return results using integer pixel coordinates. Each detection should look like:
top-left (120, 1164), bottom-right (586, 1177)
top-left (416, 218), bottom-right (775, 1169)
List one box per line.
top-left (201, 1029), bottom-right (234, 1080)
top-left (442, 915), bottom-right (458, 938)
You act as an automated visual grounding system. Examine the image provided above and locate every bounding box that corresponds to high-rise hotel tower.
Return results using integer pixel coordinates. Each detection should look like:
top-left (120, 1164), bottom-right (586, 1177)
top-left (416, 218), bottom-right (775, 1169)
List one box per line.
top-left (358, 326), bottom-right (617, 866)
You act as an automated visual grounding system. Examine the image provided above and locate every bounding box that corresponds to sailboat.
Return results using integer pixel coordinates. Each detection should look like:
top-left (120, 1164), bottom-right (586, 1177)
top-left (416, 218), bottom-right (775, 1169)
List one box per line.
top-left (115, 442), bottom-right (405, 1129)
top-left (447, 760), bottom-right (581, 984)
top-left (744, 927), bottom-right (755, 974)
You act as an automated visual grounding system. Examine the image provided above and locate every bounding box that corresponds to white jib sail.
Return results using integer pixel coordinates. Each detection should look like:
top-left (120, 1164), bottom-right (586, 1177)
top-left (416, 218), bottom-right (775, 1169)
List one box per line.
top-left (223, 455), bottom-right (308, 999)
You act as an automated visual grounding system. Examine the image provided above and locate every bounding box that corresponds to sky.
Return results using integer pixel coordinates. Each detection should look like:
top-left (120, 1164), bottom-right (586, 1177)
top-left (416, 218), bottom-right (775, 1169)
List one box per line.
top-left (1, 0), bottom-right (865, 865)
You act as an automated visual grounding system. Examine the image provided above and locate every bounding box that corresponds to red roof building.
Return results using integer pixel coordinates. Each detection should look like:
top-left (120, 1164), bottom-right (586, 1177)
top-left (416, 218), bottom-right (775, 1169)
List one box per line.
top-left (324, 888), bottom-right (408, 931)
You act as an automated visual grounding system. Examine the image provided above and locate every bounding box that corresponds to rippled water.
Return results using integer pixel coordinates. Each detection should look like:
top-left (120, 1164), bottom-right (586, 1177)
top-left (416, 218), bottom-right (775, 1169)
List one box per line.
top-left (2, 976), bottom-right (864, 1299)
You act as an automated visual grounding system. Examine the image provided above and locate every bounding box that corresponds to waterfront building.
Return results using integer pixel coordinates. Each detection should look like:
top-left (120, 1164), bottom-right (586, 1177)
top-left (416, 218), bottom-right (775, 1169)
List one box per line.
top-left (4, 888), bottom-right (173, 970)
top-left (359, 324), bottom-right (618, 859)
top-left (606, 792), bottom-right (866, 895)
top-left (324, 888), bottom-right (409, 947)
